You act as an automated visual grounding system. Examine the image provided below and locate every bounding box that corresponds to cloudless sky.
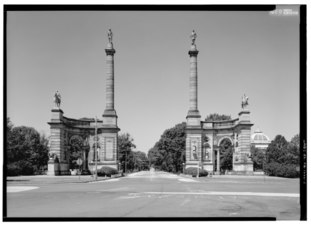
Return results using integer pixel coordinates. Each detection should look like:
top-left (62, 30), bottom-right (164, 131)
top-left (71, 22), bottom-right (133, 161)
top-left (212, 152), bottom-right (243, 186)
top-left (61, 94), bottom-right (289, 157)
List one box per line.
top-left (7, 6), bottom-right (300, 153)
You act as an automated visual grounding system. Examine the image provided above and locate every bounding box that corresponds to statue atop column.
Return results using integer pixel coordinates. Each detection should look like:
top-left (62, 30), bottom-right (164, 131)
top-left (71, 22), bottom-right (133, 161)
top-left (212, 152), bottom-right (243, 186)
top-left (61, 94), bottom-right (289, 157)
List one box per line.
top-left (190, 30), bottom-right (197, 46)
top-left (108, 29), bottom-right (113, 44)
top-left (241, 94), bottom-right (249, 110)
top-left (54, 91), bottom-right (61, 108)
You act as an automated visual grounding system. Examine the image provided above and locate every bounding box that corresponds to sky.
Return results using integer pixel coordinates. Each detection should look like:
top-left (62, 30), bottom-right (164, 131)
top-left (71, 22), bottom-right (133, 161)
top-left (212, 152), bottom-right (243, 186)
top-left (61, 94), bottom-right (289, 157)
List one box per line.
top-left (6, 6), bottom-right (300, 154)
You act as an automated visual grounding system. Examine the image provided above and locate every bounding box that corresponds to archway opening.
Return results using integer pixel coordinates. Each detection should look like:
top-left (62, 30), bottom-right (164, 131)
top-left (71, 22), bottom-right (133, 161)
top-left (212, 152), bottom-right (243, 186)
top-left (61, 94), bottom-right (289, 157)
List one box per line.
top-left (69, 136), bottom-right (84, 170)
top-left (219, 138), bottom-right (233, 174)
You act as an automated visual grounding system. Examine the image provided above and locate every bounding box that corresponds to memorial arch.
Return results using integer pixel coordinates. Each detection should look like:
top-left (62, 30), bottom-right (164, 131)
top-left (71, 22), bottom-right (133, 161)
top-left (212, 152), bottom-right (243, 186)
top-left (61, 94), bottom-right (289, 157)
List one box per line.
top-left (47, 29), bottom-right (253, 175)
top-left (185, 30), bottom-right (253, 174)
top-left (47, 30), bottom-right (120, 175)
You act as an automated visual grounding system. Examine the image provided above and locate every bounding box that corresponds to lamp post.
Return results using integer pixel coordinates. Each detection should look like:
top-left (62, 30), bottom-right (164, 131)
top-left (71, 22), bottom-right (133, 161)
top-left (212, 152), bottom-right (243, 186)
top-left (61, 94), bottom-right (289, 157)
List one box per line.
top-left (94, 117), bottom-right (98, 181)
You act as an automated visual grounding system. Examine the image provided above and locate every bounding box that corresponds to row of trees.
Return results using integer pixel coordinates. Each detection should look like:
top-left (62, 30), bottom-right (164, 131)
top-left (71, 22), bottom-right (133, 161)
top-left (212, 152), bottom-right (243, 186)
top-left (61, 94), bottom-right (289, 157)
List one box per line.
top-left (7, 118), bottom-right (49, 175)
top-left (118, 133), bottom-right (149, 173)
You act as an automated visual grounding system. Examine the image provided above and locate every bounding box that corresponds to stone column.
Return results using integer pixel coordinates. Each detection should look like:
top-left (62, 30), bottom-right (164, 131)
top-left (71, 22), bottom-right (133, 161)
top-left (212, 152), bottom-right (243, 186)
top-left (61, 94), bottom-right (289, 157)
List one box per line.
top-left (185, 32), bottom-right (202, 170)
top-left (187, 44), bottom-right (200, 119)
top-left (103, 41), bottom-right (118, 128)
top-left (98, 30), bottom-right (120, 171)
top-left (104, 43), bottom-right (116, 116)
top-left (217, 149), bottom-right (220, 174)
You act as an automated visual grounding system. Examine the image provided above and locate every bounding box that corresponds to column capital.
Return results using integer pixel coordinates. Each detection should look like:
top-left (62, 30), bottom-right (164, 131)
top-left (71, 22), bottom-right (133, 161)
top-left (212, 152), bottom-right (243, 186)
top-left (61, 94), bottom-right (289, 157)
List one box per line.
top-left (105, 48), bottom-right (116, 56)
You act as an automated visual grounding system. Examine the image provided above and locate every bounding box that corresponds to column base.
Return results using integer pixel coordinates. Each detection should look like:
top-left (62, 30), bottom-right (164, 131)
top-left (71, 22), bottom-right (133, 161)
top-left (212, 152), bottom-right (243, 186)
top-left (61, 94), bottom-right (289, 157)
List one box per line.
top-left (186, 110), bottom-right (201, 118)
top-left (103, 109), bottom-right (117, 117)
top-left (233, 162), bottom-right (254, 172)
top-left (102, 112), bottom-right (118, 127)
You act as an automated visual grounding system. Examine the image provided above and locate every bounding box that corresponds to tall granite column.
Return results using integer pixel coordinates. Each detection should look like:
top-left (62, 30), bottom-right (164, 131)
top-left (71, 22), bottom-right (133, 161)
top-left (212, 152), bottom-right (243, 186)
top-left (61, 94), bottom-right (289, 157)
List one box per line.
top-left (92, 29), bottom-right (120, 171)
top-left (187, 45), bottom-right (200, 118)
top-left (185, 30), bottom-right (202, 170)
top-left (103, 42), bottom-right (117, 119)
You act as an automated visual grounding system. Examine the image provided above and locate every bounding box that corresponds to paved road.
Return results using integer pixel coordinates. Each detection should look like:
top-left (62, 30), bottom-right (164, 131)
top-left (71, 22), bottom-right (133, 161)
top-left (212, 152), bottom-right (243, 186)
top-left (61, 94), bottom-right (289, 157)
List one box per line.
top-left (6, 171), bottom-right (300, 219)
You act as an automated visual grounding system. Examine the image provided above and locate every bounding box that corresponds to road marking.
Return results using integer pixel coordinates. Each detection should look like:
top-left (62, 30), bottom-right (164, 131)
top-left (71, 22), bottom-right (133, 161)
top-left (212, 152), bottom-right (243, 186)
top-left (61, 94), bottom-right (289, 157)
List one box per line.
top-left (140, 191), bottom-right (299, 198)
top-left (178, 178), bottom-right (198, 182)
top-left (7, 186), bottom-right (39, 193)
top-left (118, 195), bottom-right (141, 199)
top-left (105, 178), bottom-right (120, 182)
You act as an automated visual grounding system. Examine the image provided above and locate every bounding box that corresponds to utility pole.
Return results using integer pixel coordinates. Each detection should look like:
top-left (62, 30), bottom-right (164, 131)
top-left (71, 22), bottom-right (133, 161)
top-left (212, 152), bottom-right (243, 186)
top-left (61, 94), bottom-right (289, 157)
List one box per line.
top-left (94, 116), bottom-right (98, 180)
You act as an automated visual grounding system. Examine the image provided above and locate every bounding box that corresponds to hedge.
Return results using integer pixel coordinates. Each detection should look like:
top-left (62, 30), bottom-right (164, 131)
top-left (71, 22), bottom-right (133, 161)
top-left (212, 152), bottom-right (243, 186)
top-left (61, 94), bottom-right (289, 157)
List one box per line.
top-left (7, 161), bottom-right (35, 176)
top-left (265, 162), bottom-right (299, 178)
top-left (97, 166), bottom-right (118, 177)
top-left (185, 167), bottom-right (208, 177)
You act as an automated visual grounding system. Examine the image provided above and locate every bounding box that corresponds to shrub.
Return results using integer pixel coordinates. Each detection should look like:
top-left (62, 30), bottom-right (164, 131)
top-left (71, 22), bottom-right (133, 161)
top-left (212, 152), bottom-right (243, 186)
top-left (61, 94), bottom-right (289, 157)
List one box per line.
top-left (17, 161), bottom-right (34, 175)
top-left (265, 162), bottom-right (299, 178)
top-left (7, 163), bottom-right (21, 176)
top-left (97, 166), bottom-right (118, 177)
top-left (82, 170), bottom-right (91, 175)
top-left (185, 167), bottom-right (208, 177)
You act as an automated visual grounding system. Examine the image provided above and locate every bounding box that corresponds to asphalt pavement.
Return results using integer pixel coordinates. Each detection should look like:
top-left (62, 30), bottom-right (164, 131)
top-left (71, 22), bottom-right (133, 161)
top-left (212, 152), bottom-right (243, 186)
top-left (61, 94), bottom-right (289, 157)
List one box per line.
top-left (5, 171), bottom-right (300, 220)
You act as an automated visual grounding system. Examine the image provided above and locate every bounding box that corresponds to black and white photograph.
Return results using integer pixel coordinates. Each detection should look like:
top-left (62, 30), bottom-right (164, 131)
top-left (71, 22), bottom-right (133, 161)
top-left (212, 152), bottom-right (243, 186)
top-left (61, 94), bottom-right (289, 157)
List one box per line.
top-left (3, 4), bottom-right (306, 221)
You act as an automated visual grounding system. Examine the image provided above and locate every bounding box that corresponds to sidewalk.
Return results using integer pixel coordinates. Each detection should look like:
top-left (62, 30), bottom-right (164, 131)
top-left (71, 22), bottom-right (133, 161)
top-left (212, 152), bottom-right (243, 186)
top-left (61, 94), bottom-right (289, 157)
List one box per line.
top-left (179, 173), bottom-right (296, 180)
top-left (6, 175), bottom-right (112, 185)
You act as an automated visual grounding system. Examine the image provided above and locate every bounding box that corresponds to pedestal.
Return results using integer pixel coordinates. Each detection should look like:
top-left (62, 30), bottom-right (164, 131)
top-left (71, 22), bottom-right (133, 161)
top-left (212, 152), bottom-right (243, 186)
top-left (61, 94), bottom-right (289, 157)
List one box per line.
top-left (47, 161), bottom-right (60, 176)
top-left (232, 152), bottom-right (254, 174)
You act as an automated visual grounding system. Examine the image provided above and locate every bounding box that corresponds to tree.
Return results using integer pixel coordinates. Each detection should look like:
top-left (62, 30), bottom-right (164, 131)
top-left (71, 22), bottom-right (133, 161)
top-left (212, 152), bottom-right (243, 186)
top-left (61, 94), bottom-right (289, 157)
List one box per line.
top-left (266, 135), bottom-right (288, 165)
top-left (68, 136), bottom-right (84, 169)
top-left (147, 122), bottom-right (186, 173)
top-left (148, 147), bottom-right (163, 169)
top-left (250, 146), bottom-right (265, 171)
top-left (264, 134), bottom-right (299, 178)
top-left (205, 113), bottom-right (232, 122)
top-left (219, 139), bottom-right (233, 172)
top-left (290, 134), bottom-right (300, 149)
top-left (118, 133), bottom-right (136, 173)
top-left (287, 134), bottom-right (300, 165)
top-left (132, 151), bottom-right (149, 171)
top-left (7, 120), bottom-right (49, 175)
